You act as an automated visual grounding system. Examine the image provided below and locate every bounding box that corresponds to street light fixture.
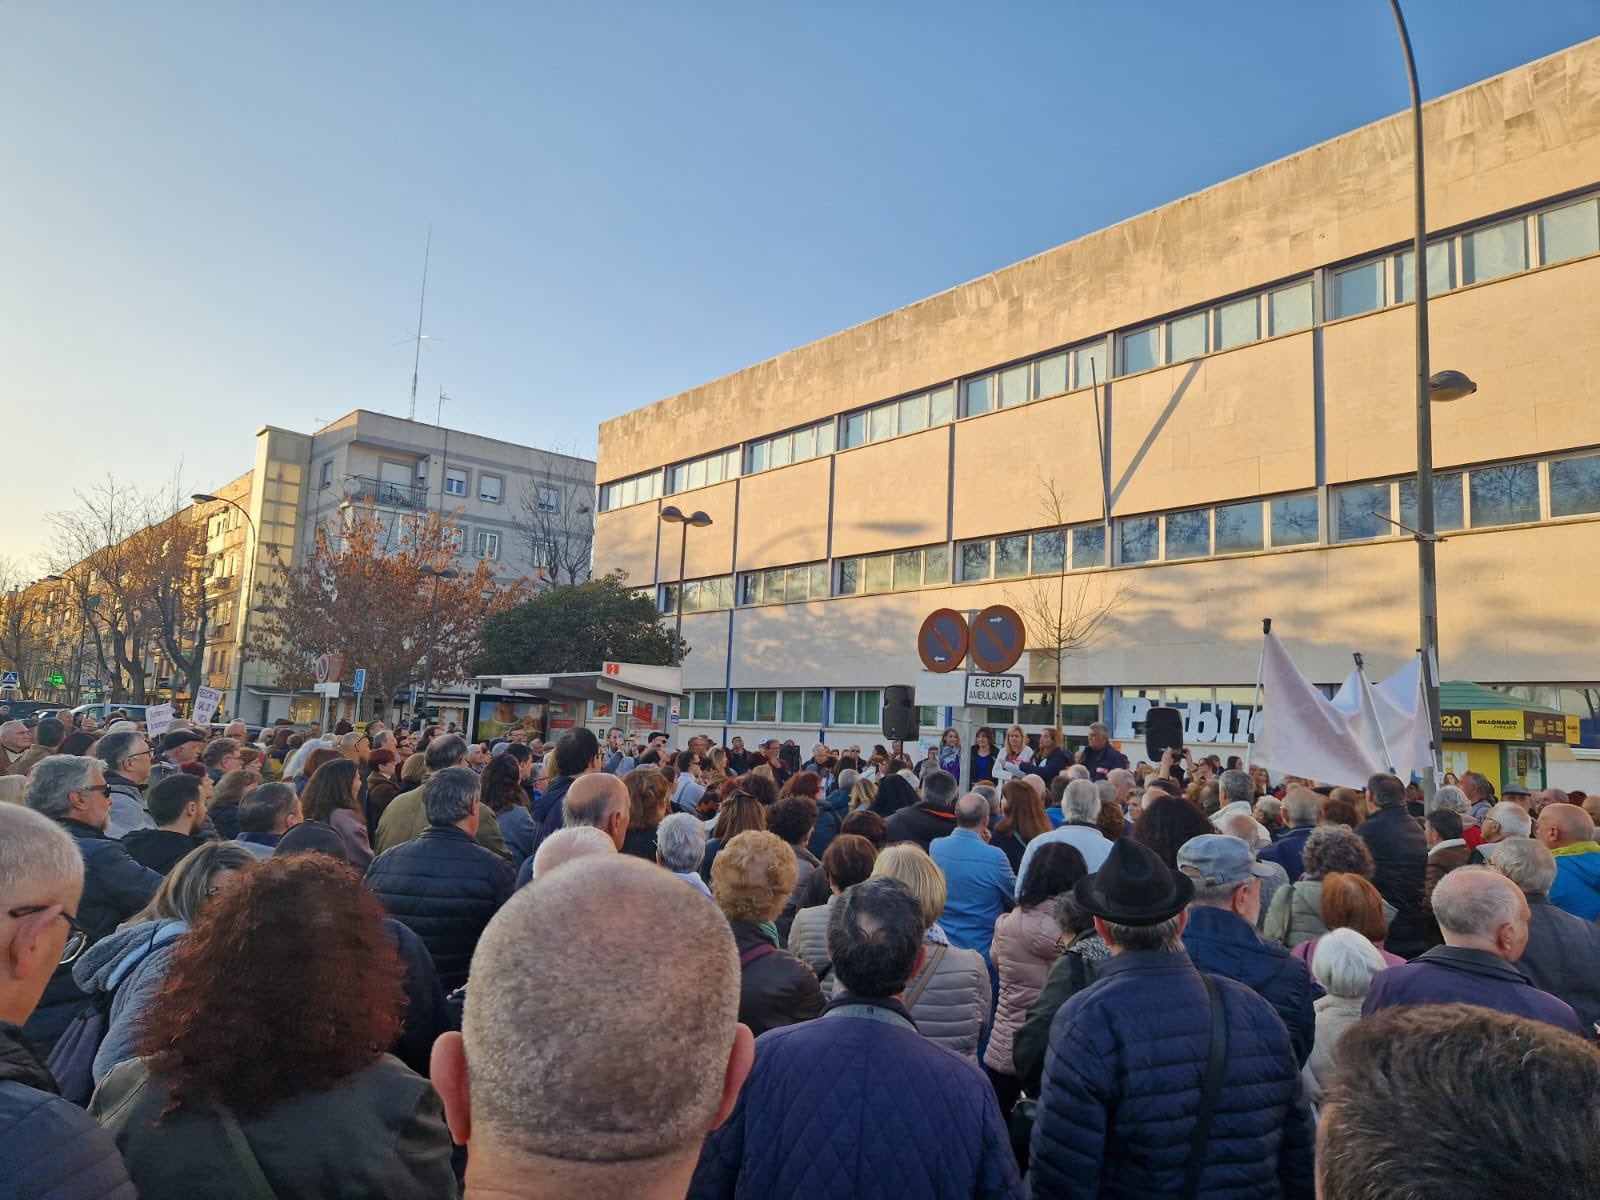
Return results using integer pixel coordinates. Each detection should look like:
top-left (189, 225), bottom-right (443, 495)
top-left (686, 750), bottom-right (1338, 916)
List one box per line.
top-left (1387, 0), bottom-right (1478, 794)
top-left (658, 507), bottom-right (713, 669)
top-left (192, 493), bottom-right (259, 724)
top-left (417, 565), bottom-right (460, 722)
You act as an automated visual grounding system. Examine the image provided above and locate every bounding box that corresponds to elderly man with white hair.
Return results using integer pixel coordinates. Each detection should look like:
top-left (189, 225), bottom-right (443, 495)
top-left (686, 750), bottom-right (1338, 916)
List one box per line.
top-left (657, 811), bottom-right (713, 899)
top-left (0, 804), bottom-right (137, 1197)
top-left (1363, 866), bottom-right (1582, 1035)
top-left (1302, 928), bottom-right (1390, 1111)
top-left (0, 720), bottom-right (33, 775)
top-left (429, 856), bottom-right (753, 1200)
top-left (1469, 800), bottom-right (1534, 864)
top-left (515, 774), bottom-right (629, 888)
top-left (1014, 778), bottom-right (1112, 897)
top-left (1491, 837), bottom-right (1600, 1033)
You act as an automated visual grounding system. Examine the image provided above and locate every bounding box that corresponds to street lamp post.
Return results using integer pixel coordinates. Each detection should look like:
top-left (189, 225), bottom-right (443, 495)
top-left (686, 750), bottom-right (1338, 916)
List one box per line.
top-left (658, 506), bottom-right (713, 668)
top-left (418, 566), bottom-right (460, 723)
top-left (192, 493), bottom-right (259, 724)
top-left (1387, 0), bottom-right (1478, 793)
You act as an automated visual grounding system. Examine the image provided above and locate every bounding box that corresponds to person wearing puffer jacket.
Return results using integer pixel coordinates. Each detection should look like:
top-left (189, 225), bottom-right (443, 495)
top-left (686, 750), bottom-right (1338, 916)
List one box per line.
top-left (711, 832), bottom-right (823, 1037)
top-left (983, 842), bottom-right (1083, 1112)
top-left (72, 842), bottom-right (255, 1087)
top-left (786, 834), bottom-right (879, 978)
top-left (870, 844), bottom-right (991, 1059)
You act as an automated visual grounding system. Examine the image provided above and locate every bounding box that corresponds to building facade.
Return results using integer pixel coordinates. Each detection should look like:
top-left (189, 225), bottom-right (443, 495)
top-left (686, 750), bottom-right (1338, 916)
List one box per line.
top-left (592, 39), bottom-right (1600, 787)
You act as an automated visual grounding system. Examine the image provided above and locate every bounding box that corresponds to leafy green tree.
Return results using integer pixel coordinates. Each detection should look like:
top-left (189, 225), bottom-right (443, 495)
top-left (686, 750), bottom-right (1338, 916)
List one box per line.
top-left (472, 572), bottom-right (683, 675)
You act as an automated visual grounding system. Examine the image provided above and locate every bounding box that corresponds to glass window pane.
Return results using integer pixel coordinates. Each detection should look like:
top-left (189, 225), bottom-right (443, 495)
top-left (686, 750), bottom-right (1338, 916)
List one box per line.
top-left (1540, 199), bottom-right (1600, 266)
top-left (786, 566), bottom-right (810, 600)
top-left (1268, 282), bottom-right (1313, 335)
top-left (1118, 516), bottom-right (1159, 564)
top-left (781, 692), bottom-right (803, 724)
top-left (863, 554), bottom-right (891, 593)
top-left (803, 691), bottom-right (824, 725)
top-left (923, 544), bottom-right (949, 584)
top-left (692, 692), bottom-right (709, 721)
top-left (1036, 353), bottom-right (1068, 398)
top-left (838, 559), bottom-right (859, 595)
top-left (1073, 342), bottom-right (1108, 390)
top-left (834, 691), bottom-right (857, 725)
top-left (745, 441), bottom-right (768, 474)
top-left (1213, 501), bottom-right (1264, 554)
top-left (898, 394), bottom-right (927, 435)
top-left (1071, 524), bottom-right (1106, 568)
top-left (928, 386), bottom-right (954, 425)
top-left (1398, 473), bottom-right (1465, 532)
top-left (705, 454), bottom-right (725, 485)
top-left (959, 540), bottom-right (991, 582)
top-left (892, 551), bottom-right (922, 590)
top-left (1549, 454), bottom-right (1600, 517)
top-left (736, 691), bottom-right (756, 723)
top-left (815, 421), bottom-right (836, 455)
top-left (1164, 509), bottom-right (1211, 559)
top-left (714, 692), bottom-right (728, 721)
top-left (756, 691), bottom-right (778, 723)
top-left (688, 458), bottom-right (708, 489)
top-left (665, 466), bottom-right (684, 494)
top-left (1463, 218), bottom-right (1528, 284)
top-left (681, 580), bottom-right (701, 612)
top-left (1469, 463), bottom-right (1541, 526)
top-left (1166, 312), bottom-right (1207, 363)
top-left (810, 563), bottom-right (829, 599)
top-left (842, 413), bottom-right (866, 449)
top-left (1335, 483), bottom-right (1391, 542)
top-left (791, 426), bottom-right (814, 462)
top-left (1270, 495), bottom-right (1320, 546)
top-left (1394, 242), bottom-right (1455, 302)
top-left (964, 376), bottom-right (993, 417)
top-left (763, 568), bottom-right (786, 604)
top-left (994, 534), bottom-right (1029, 577)
top-left (1120, 327), bottom-right (1159, 375)
top-left (739, 573), bottom-right (759, 605)
top-left (1031, 529), bottom-right (1065, 574)
top-left (1215, 297), bottom-right (1259, 350)
top-left (869, 404), bottom-right (895, 442)
top-left (1332, 261), bottom-right (1385, 318)
top-left (999, 365), bottom-right (1030, 409)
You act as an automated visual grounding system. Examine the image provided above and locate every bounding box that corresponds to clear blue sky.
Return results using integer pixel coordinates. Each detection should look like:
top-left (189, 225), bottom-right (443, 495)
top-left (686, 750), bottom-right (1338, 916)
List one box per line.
top-left (2, 2), bottom-right (1595, 568)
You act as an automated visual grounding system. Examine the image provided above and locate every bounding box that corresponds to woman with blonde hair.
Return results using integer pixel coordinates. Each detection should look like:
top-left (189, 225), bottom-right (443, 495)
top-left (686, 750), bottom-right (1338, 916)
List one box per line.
top-left (700, 787), bottom-right (768, 882)
top-left (710, 830), bottom-right (823, 1036)
top-left (847, 776), bottom-right (878, 813)
top-left (868, 844), bottom-right (991, 1059)
top-left (995, 725), bottom-right (1034, 782)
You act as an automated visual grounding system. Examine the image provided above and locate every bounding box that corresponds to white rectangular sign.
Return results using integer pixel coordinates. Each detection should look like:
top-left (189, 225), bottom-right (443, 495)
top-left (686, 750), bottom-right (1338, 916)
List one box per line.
top-left (191, 686), bottom-right (224, 726)
top-left (964, 673), bottom-right (1024, 708)
top-left (315, 682), bottom-right (341, 698)
top-left (145, 703), bottom-right (176, 739)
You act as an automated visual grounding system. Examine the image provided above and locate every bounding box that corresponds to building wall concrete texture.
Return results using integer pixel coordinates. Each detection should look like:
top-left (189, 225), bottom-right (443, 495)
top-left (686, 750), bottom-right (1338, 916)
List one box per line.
top-left (593, 39), bottom-right (1600, 746)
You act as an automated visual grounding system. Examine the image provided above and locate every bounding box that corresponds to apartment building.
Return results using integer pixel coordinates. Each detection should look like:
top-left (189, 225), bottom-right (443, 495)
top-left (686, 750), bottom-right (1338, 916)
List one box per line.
top-left (592, 38), bottom-right (1600, 787)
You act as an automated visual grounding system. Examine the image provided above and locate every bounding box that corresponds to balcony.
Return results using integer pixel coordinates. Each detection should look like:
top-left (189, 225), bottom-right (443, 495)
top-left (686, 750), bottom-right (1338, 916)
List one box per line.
top-left (347, 475), bottom-right (427, 509)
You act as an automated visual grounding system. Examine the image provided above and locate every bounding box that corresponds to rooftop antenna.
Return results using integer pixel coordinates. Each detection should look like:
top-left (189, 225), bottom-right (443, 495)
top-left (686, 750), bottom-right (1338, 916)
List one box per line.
top-left (407, 226), bottom-right (433, 421)
top-left (437, 386), bottom-right (450, 425)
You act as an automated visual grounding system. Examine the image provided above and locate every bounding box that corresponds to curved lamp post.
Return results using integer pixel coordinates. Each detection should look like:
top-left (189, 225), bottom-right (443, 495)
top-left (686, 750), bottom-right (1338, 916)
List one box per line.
top-left (658, 506), bottom-right (712, 668)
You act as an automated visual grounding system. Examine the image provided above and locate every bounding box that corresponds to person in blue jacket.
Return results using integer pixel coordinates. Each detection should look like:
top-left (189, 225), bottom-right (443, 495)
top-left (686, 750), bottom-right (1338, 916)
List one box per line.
top-left (1028, 836), bottom-right (1315, 1200)
top-left (691, 876), bottom-right (1023, 1200)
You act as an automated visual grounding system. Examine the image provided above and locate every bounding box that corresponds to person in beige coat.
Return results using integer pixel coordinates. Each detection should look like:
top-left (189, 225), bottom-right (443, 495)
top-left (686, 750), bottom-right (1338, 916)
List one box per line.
top-left (868, 844), bottom-right (991, 1059)
top-left (1301, 927), bottom-right (1390, 1115)
top-left (982, 842), bottom-right (1085, 1111)
top-left (1264, 825), bottom-right (1392, 946)
top-left (786, 834), bottom-right (878, 979)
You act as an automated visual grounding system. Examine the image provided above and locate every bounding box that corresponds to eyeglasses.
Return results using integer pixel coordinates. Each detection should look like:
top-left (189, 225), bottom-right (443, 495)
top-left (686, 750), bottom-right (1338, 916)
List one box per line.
top-left (8, 906), bottom-right (90, 964)
top-left (79, 784), bottom-right (111, 796)
top-left (125, 750), bottom-right (153, 761)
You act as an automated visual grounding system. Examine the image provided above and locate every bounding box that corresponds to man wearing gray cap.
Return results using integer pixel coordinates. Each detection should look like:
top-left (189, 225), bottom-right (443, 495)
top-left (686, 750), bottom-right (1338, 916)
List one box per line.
top-left (1177, 833), bottom-right (1315, 1065)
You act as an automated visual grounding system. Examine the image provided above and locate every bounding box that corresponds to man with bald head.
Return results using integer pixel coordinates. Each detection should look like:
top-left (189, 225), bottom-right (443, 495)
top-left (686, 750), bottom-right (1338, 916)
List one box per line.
top-left (1535, 802), bottom-right (1600, 920)
top-left (516, 773), bottom-right (629, 888)
top-left (528, 826), bottom-right (616, 883)
top-left (430, 855), bottom-right (753, 1200)
top-left (928, 792), bottom-right (1016, 962)
top-left (1363, 866), bottom-right (1582, 1035)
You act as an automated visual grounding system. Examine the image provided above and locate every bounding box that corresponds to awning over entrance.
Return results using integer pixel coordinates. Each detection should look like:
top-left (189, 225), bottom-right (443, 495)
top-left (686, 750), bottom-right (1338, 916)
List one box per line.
top-left (469, 662), bottom-right (684, 741)
top-left (1439, 680), bottom-right (1579, 745)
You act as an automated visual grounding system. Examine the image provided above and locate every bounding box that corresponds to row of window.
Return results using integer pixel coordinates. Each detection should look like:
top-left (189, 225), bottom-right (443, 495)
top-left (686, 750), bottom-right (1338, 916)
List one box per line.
top-left (667, 449), bottom-right (740, 495)
top-left (836, 544), bottom-right (950, 596)
top-left (597, 190), bottom-right (1600, 513)
top-left (1331, 451), bottom-right (1600, 542)
top-left (957, 525), bottom-right (1106, 580)
top-left (1114, 494), bottom-right (1322, 565)
top-left (1328, 195), bottom-right (1600, 320)
top-left (685, 687), bottom-right (941, 730)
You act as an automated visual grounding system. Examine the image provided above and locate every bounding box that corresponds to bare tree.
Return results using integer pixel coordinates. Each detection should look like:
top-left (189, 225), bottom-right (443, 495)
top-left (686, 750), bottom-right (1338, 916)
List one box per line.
top-left (1006, 474), bottom-right (1131, 726)
top-left (515, 447), bottom-right (595, 589)
top-left (0, 559), bottom-right (53, 694)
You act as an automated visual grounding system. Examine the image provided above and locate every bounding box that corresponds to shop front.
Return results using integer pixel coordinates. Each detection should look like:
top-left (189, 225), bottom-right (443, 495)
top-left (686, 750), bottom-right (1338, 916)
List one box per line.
top-left (1438, 681), bottom-right (1580, 792)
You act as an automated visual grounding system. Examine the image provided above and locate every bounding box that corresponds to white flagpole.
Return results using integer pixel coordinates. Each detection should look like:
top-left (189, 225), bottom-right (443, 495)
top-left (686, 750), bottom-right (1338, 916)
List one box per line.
top-left (1243, 618), bottom-right (1271, 770)
top-left (1353, 652), bottom-right (1396, 775)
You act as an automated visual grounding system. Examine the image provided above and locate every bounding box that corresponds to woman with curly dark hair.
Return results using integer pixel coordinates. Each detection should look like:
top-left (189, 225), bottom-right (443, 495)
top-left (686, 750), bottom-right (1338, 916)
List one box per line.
top-left (90, 855), bottom-right (454, 1198)
top-left (299, 757), bottom-right (373, 869)
top-left (622, 767), bottom-right (673, 862)
top-left (1132, 795), bottom-right (1214, 868)
top-left (480, 753), bottom-right (534, 868)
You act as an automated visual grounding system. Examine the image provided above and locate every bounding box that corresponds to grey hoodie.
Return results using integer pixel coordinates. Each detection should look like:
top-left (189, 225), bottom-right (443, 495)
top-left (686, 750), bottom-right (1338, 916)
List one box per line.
top-left (71, 920), bottom-right (187, 1084)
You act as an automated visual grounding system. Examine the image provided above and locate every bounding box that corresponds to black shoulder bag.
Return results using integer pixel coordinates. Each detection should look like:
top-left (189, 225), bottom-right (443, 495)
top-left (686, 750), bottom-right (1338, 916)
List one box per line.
top-left (1183, 973), bottom-right (1229, 1200)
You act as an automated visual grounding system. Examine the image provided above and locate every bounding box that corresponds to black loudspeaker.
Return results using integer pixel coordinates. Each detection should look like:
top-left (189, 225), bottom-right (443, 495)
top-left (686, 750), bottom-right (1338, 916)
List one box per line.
top-left (1144, 706), bottom-right (1185, 762)
top-left (882, 685), bottom-right (920, 742)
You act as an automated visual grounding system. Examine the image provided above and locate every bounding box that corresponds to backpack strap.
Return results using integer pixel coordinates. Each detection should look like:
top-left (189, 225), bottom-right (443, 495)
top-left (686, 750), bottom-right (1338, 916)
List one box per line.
top-left (904, 942), bottom-right (948, 1009)
top-left (739, 943), bottom-right (776, 967)
top-left (1182, 973), bottom-right (1229, 1200)
top-left (216, 1105), bottom-right (279, 1200)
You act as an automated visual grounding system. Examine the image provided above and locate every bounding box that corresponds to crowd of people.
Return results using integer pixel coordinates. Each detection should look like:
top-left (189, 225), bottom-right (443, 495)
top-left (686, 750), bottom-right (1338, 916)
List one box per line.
top-left (2, 704), bottom-right (1599, 1198)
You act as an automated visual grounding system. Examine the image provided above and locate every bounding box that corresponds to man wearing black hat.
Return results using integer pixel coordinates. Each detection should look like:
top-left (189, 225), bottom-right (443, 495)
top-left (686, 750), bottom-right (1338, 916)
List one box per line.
top-left (147, 728), bottom-right (207, 788)
top-left (1027, 837), bottom-right (1315, 1200)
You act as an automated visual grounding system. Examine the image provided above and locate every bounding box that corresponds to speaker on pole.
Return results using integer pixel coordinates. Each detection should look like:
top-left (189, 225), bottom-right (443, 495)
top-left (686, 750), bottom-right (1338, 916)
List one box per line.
top-left (882, 685), bottom-right (919, 741)
top-left (1144, 706), bottom-right (1185, 762)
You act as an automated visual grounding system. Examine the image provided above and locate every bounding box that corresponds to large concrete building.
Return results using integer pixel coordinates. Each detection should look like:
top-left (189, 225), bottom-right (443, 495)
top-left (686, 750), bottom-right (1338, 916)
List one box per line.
top-left (593, 39), bottom-right (1600, 790)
